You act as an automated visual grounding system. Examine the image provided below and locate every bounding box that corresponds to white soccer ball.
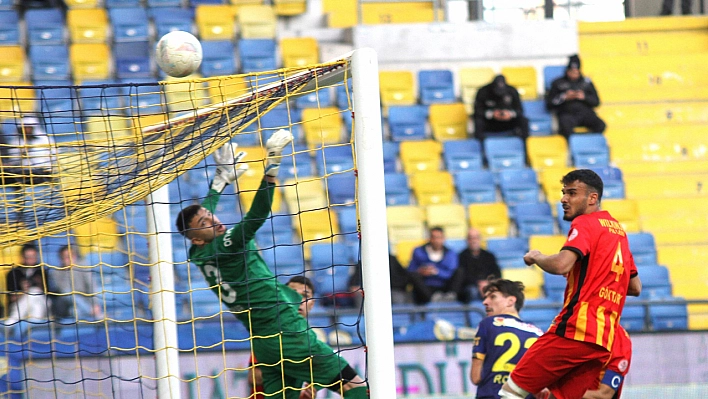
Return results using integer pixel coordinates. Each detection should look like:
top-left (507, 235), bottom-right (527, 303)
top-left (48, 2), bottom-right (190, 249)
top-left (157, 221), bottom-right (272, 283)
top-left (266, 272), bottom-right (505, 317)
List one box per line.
top-left (155, 31), bottom-right (203, 78)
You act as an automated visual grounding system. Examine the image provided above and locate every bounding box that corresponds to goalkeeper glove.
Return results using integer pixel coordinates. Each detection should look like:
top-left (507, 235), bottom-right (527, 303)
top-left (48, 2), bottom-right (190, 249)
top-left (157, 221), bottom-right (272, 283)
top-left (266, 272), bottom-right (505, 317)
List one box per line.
top-left (264, 129), bottom-right (294, 178)
top-left (210, 142), bottom-right (248, 193)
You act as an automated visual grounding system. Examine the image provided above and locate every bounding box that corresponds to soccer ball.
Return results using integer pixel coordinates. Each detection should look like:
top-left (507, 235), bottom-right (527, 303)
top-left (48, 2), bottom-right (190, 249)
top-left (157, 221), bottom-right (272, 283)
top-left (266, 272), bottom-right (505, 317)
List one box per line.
top-left (155, 31), bottom-right (203, 78)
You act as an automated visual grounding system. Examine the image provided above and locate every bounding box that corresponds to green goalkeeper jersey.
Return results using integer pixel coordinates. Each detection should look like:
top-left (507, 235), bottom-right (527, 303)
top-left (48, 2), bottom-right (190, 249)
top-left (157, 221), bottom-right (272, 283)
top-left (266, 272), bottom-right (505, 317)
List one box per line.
top-left (188, 179), bottom-right (306, 337)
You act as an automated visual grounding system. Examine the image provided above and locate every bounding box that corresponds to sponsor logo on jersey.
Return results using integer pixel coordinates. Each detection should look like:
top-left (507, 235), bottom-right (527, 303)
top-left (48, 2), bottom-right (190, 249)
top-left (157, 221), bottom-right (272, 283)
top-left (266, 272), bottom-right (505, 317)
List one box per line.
top-left (618, 359), bottom-right (629, 373)
top-left (492, 317), bottom-right (544, 336)
top-left (568, 228), bottom-right (578, 241)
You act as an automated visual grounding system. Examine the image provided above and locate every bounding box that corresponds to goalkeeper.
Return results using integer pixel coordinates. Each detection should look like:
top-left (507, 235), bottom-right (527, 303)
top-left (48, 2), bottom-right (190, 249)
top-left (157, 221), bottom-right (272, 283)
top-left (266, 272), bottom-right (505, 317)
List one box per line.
top-left (175, 130), bottom-right (367, 399)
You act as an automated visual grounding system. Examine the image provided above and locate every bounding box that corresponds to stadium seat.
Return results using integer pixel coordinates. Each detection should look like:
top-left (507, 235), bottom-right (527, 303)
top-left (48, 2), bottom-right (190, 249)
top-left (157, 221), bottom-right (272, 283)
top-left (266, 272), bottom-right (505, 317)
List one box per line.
top-left (294, 209), bottom-right (339, 260)
top-left (619, 297), bottom-right (646, 332)
top-left (67, 9), bottom-right (109, 44)
top-left (114, 41), bottom-right (153, 79)
top-left (64, 0), bottom-right (99, 7)
top-left (424, 301), bottom-right (468, 327)
top-left (483, 136), bottom-right (526, 172)
top-left (387, 206), bottom-right (426, 246)
top-left (543, 65), bottom-right (565, 91)
top-left (196, 5), bottom-right (235, 40)
top-left (379, 71), bottom-right (416, 109)
top-left (278, 144), bottom-right (313, 179)
top-left (258, 108), bottom-right (303, 144)
top-left (239, 39), bottom-right (277, 72)
top-left (658, 244), bottom-right (708, 269)
top-left (163, 75), bottom-right (209, 112)
top-left (335, 206), bottom-right (358, 240)
top-left (539, 166), bottom-right (573, 203)
top-left (410, 171), bottom-right (454, 206)
top-left (526, 136), bottom-right (568, 170)
top-left (309, 242), bottom-right (353, 295)
top-left (487, 237), bottom-right (528, 269)
top-left (568, 133), bottom-right (610, 168)
top-left (153, 8), bottom-right (195, 39)
top-left (443, 139), bottom-right (482, 172)
top-left (468, 203), bottom-right (510, 239)
top-left (38, 86), bottom-right (75, 114)
top-left (502, 268), bottom-right (543, 299)
top-left (514, 202), bottom-right (555, 238)
top-left (272, 0), bottom-right (306, 15)
top-left (109, 7), bottom-right (150, 42)
top-left (528, 234), bottom-right (566, 255)
top-left (455, 170), bottom-right (497, 205)
top-left (627, 233), bottom-right (657, 265)
top-left (523, 100), bottom-right (552, 136)
top-left (543, 273), bottom-right (566, 302)
top-left (83, 115), bottom-right (132, 142)
top-left (429, 103), bottom-right (469, 141)
top-left (280, 37), bottom-right (319, 68)
top-left (0, 46), bottom-right (25, 82)
top-left (105, 0), bottom-right (140, 7)
top-left (71, 44), bottom-right (111, 82)
top-left (0, 10), bottom-right (19, 45)
top-left (200, 41), bottom-right (237, 77)
top-left (25, 8), bottom-right (65, 45)
top-left (589, 166), bottom-right (625, 199)
top-left (624, 174), bottom-right (706, 200)
top-left (520, 299), bottom-right (559, 331)
top-left (500, 66), bottom-right (538, 100)
top-left (30, 45), bottom-right (70, 81)
top-left (73, 217), bottom-right (120, 254)
top-left (384, 173), bottom-right (411, 206)
top-left (418, 69), bottom-right (455, 105)
top-left (361, 1), bottom-right (434, 24)
top-left (325, 171), bottom-right (356, 205)
top-left (459, 67), bottom-right (496, 114)
top-left (394, 239), bottom-right (426, 267)
top-left (425, 203), bottom-right (467, 240)
top-left (261, 245), bottom-right (306, 282)
top-left (387, 105), bottom-right (428, 141)
top-left (400, 140), bottom-right (442, 174)
top-left (650, 298), bottom-right (688, 331)
top-left (688, 304), bottom-right (708, 330)
top-left (295, 87), bottom-right (333, 109)
top-left (382, 141), bottom-right (399, 173)
top-left (669, 264), bottom-right (708, 301)
top-left (601, 199), bottom-right (640, 233)
top-left (283, 177), bottom-right (326, 212)
top-left (147, 0), bottom-right (182, 7)
top-left (121, 78), bottom-right (165, 116)
top-left (554, 203), bottom-right (571, 235)
top-left (237, 5), bottom-right (277, 39)
top-left (640, 265), bottom-right (673, 299)
top-left (498, 168), bottom-right (540, 206)
top-left (302, 107), bottom-right (344, 149)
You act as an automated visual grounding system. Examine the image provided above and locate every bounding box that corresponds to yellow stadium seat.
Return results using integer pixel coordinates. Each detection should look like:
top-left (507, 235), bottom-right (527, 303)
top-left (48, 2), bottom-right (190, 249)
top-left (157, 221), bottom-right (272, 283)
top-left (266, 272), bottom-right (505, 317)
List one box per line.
top-left (387, 205), bottom-right (426, 245)
top-left (64, 0), bottom-right (99, 8)
top-left (73, 217), bottom-right (119, 255)
top-left (0, 83), bottom-right (35, 114)
top-left (638, 198), bottom-right (708, 233)
top-left (399, 140), bottom-right (442, 174)
top-left (283, 177), bottom-right (327, 212)
top-left (323, 0), bottom-right (357, 28)
top-left (206, 76), bottom-right (251, 103)
top-left (230, 0), bottom-right (262, 14)
top-left (395, 239), bottom-right (426, 268)
top-left (0, 246), bottom-right (21, 265)
top-left (501, 268), bottom-right (544, 299)
top-left (624, 174), bottom-right (707, 200)
top-left (410, 171), bottom-right (454, 206)
top-left (526, 136), bottom-right (569, 170)
top-left (653, 230), bottom-right (708, 246)
top-left (131, 114), bottom-right (167, 138)
top-left (429, 103), bottom-right (469, 142)
top-left (237, 5), bottom-right (277, 39)
top-left (597, 102), bottom-right (708, 128)
top-left (361, 2), bottom-right (435, 24)
top-left (164, 76), bottom-right (209, 113)
top-left (196, 5), bottom-right (235, 40)
top-left (539, 166), bottom-right (573, 204)
top-left (619, 160), bottom-right (708, 177)
top-left (233, 146), bottom-right (267, 178)
top-left (459, 67), bottom-right (496, 114)
top-left (83, 115), bottom-right (133, 143)
top-left (67, 9), bottom-right (108, 44)
top-left (425, 204), bottom-right (467, 239)
top-left (658, 244), bottom-right (708, 267)
top-left (528, 235), bottom-right (566, 255)
top-left (301, 107), bottom-right (344, 149)
top-left (70, 43), bottom-right (110, 82)
top-left (468, 203), bottom-right (509, 239)
top-left (237, 174), bottom-right (283, 212)
top-left (668, 264), bottom-right (708, 300)
top-left (688, 304), bottom-right (708, 330)
top-left (0, 47), bottom-right (25, 82)
top-left (272, 0), bottom-right (306, 16)
top-left (500, 66), bottom-right (538, 100)
top-left (601, 199), bottom-right (640, 233)
top-left (294, 208), bottom-right (339, 259)
top-left (605, 126), bottom-right (704, 164)
top-left (280, 37), bottom-right (319, 68)
top-left (379, 71), bottom-right (416, 109)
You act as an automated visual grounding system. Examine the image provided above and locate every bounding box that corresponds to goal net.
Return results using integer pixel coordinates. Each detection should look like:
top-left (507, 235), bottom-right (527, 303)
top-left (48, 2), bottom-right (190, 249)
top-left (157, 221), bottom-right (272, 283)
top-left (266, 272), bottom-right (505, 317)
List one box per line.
top-left (0, 49), bottom-right (393, 399)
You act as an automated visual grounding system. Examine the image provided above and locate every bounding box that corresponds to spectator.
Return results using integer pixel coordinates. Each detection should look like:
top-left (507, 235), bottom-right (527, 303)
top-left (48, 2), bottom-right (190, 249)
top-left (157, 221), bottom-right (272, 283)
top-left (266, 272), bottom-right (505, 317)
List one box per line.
top-left (661, 0), bottom-right (692, 15)
top-left (348, 254), bottom-right (433, 307)
top-left (473, 75), bottom-right (529, 141)
top-left (6, 243), bottom-right (44, 308)
top-left (48, 245), bottom-right (102, 321)
top-left (4, 273), bottom-right (48, 326)
top-left (546, 54), bottom-right (606, 139)
top-left (408, 227), bottom-right (458, 304)
top-left (3, 116), bottom-right (56, 184)
top-left (449, 228), bottom-right (502, 303)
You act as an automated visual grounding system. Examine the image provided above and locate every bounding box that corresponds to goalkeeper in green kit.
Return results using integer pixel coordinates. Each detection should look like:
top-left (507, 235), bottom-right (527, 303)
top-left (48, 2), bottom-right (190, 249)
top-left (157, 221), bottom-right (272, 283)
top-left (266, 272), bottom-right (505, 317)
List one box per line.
top-left (176, 129), bottom-right (368, 399)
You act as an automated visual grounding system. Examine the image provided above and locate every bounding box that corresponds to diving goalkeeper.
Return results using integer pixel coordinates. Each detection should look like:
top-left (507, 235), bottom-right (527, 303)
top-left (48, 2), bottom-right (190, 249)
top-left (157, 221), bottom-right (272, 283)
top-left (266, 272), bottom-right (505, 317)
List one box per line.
top-left (175, 130), bottom-right (367, 399)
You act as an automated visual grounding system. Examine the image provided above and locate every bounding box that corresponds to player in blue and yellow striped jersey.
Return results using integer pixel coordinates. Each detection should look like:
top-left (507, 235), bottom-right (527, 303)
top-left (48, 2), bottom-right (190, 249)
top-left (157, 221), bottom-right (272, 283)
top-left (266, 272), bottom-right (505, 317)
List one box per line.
top-left (471, 279), bottom-right (545, 399)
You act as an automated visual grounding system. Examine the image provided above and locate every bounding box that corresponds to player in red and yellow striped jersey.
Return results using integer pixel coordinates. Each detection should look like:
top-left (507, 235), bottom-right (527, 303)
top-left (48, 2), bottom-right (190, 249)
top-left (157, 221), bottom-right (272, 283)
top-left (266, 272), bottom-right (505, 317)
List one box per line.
top-left (499, 169), bottom-right (640, 399)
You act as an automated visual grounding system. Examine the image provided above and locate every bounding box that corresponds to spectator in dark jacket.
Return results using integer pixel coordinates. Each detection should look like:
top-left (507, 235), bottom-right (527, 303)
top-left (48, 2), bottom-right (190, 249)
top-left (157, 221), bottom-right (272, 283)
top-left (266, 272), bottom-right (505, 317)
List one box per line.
top-left (408, 227), bottom-right (458, 304)
top-left (473, 75), bottom-right (529, 141)
top-left (348, 254), bottom-right (432, 307)
top-left (450, 228), bottom-right (502, 303)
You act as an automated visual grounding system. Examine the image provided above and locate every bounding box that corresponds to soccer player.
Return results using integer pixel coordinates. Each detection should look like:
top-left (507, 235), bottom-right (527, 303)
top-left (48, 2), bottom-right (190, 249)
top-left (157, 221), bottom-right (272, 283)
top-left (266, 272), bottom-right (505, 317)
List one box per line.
top-left (175, 130), bottom-right (367, 399)
top-left (581, 325), bottom-right (632, 399)
top-left (499, 169), bottom-right (638, 399)
top-left (471, 278), bottom-right (544, 399)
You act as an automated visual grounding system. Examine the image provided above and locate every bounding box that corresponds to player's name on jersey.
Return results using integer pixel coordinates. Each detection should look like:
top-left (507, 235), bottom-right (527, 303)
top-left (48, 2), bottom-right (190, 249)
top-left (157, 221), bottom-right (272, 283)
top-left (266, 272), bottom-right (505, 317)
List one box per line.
top-left (598, 286), bottom-right (623, 305)
top-left (598, 218), bottom-right (626, 236)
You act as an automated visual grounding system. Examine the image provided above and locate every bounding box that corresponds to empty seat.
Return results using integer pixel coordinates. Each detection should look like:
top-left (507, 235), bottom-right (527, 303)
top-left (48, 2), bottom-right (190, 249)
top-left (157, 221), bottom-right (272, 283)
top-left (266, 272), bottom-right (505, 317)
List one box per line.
top-left (315, 145), bottom-right (353, 175)
top-left (425, 203), bottom-right (467, 239)
top-left (295, 209), bottom-right (339, 259)
top-left (30, 45), bottom-right (70, 81)
top-left (325, 171), bottom-right (356, 205)
top-left (0, 46), bottom-right (26, 81)
top-left (528, 234), bottom-right (566, 255)
top-left (384, 173), bottom-right (410, 206)
top-left (280, 37), bottom-right (319, 68)
top-left (514, 202), bottom-right (555, 238)
top-left (601, 199), bottom-right (640, 233)
top-left (114, 41), bottom-right (152, 79)
top-left (501, 66), bottom-right (538, 100)
top-left (459, 67), bottom-right (495, 114)
top-left (638, 265), bottom-right (673, 299)
top-left (25, 8), bottom-right (65, 45)
top-left (399, 140), bottom-right (442, 174)
top-left (105, 0), bottom-right (140, 7)
top-left (379, 71), bottom-right (416, 109)
top-left (153, 8), bottom-right (195, 39)
top-left (283, 177), bottom-right (326, 212)
top-left (382, 141), bottom-right (399, 173)
top-left (569, 133), bottom-right (609, 168)
top-left (418, 69), bottom-right (455, 105)
top-left (200, 41), bottom-right (236, 77)
top-left (310, 250), bottom-right (353, 297)
top-left (163, 75), bottom-right (209, 112)
top-left (109, 7), bottom-right (150, 42)
top-left (73, 217), bottom-right (119, 253)
top-left (468, 203), bottom-right (510, 239)
top-left (523, 100), bottom-right (552, 136)
top-left (278, 143), bottom-right (313, 179)
top-left (620, 297), bottom-right (646, 332)
top-left (624, 174), bottom-right (705, 200)
top-left (67, 9), bottom-right (109, 44)
top-left (429, 103), bottom-right (468, 141)
top-left (148, 0), bottom-right (183, 7)
top-left (387, 206), bottom-right (426, 245)
top-left (543, 65), bottom-right (565, 91)
top-left (588, 166), bottom-right (625, 199)
top-left (455, 170), bottom-right (497, 205)
top-left (627, 232), bottom-right (657, 265)
top-left (539, 166), bottom-right (574, 203)
top-left (261, 245), bottom-right (306, 281)
top-left (502, 268), bottom-right (543, 299)
top-left (71, 43), bottom-right (111, 81)
top-left (64, 0), bottom-right (99, 7)
top-left (237, 5), bottom-right (276, 39)
top-left (410, 171), bottom-right (454, 206)
top-left (544, 273), bottom-right (566, 302)
top-left (272, 0), bottom-right (306, 15)
top-left (520, 299), bottom-right (559, 331)
top-left (443, 139), bottom-right (482, 172)
top-left (498, 168), bottom-right (540, 206)
top-left (301, 107), bottom-right (343, 149)
top-left (650, 299), bottom-right (688, 331)
top-left (196, 5), bottom-right (235, 40)
top-left (120, 78), bottom-right (164, 115)
top-left (555, 202), bottom-right (571, 235)
top-left (0, 10), bottom-right (19, 45)
top-left (387, 105), bottom-right (427, 141)
top-left (484, 136), bottom-right (526, 172)
top-left (361, 1), bottom-right (434, 24)
top-left (487, 237), bottom-right (528, 268)
top-left (526, 136), bottom-right (568, 170)
top-left (239, 38), bottom-right (277, 72)
top-left (295, 87), bottom-right (333, 109)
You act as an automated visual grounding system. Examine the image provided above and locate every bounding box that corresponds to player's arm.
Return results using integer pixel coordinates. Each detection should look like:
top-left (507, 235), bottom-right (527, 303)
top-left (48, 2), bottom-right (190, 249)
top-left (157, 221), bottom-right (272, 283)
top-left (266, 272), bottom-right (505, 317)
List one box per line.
top-left (582, 383), bottom-right (616, 399)
top-left (627, 274), bottom-right (642, 297)
top-left (201, 143), bottom-right (249, 212)
top-left (470, 357), bottom-right (483, 385)
top-left (470, 321), bottom-right (487, 386)
top-left (524, 249), bottom-right (578, 275)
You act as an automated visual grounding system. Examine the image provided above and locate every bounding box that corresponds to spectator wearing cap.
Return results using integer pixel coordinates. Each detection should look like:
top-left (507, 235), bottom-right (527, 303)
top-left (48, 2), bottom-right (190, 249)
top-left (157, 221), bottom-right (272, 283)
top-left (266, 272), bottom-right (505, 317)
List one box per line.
top-left (473, 74), bottom-right (529, 141)
top-left (546, 54), bottom-right (606, 139)
top-left (3, 115), bottom-right (56, 184)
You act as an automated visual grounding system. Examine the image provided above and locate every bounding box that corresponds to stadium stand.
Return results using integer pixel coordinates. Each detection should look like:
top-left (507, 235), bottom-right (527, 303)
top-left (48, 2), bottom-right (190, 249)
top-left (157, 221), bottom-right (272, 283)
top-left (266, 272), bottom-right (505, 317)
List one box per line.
top-left (468, 202), bottom-right (510, 239)
top-left (239, 38), bottom-right (278, 72)
top-left (443, 139), bottom-right (483, 172)
top-left (237, 5), bottom-right (277, 39)
top-left (418, 69), bottom-right (455, 105)
top-left (429, 102), bottom-right (468, 141)
top-left (526, 135), bottom-right (569, 170)
top-left (459, 67), bottom-right (495, 114)
top-left (500, 66), bottom-right (538, 100)
top-left (399, 140), bottom-right (442, 174)
top-left (26, 8), bottom-right (65, 45)
top-left (379, 70), bottom-right (416, 109)
top-left (195, 4), bottom-right (235, 40)
top-left (425, 203), bottom-right (467, 240)
top-left (67, 8), bottom-right (109, 44)
top-left (280, 37), bottom-right (319, 68)
top-left (388, 105), bottom-right (428, 141)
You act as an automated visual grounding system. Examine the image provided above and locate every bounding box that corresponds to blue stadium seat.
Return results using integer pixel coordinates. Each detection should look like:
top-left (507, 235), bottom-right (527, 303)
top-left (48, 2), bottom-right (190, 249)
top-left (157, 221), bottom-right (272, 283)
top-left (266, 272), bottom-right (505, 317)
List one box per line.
top-left (148, 0), bottom-right (183, 8)
top-left (443, 139), bottom-right (482, 172)
top-left (649, 298), bottom-right (688, 331)
top-left (382, 141), bottom-right (399, 173)
top-left (523, 99), bottom-right (552, 136)
top-left (335, 206), bottom-right (358, 239)
top-left (391, 305), bottom-right (416, 329)
top-left (384, 173), bottom-right (410, 206)
top-left (455, 170), bottom-right (496, 204)
top-left (152, 8), bottom-right (194, 39)
top-left (621, 297), bottom-right (646, 332)
top-left (484, 136), bottom-right (526, 172)
top-left (119, 78), bottom-right (164, 114)
top-left (326, 171), bottom-right (356, 204)
top-left (418, 69), bottom-right (455, 105)
top-left (315, 145), bottom-right (354, 175)
top-left (261, 108), bottom-right (303, 144)
top-left (543, 65), bottom-right (565, 91)
top-left (487, 237), bottom-right (528, 268)
top-left (640, 265), bottom-right (673, 299)
top-left (77, 80), bottom-right (124, 115)
top-left (239, 39), bottom-right (277, 72)
top-left (310, 242), bottom-right (352, 269)
top-left (26, 8), bottom-right (65, 45)
top-left (514, 202), bottom-right (555, 237)
top-left (627, 232), bottom-right (657, 266)
top-left (114, 41), bottom-right (153, 79)
top-left (38, 86), bottom-right (76, 114)
top-left (424, 301), bottom-right (468, 327)
top-left (190, 0), bottom-right (223, 5)
top-left (555, 202), bottom-right (571, 235)
top-left (295, 87), bottom-right (333, 109)
top-left (0, 0), bottom-right (14, 10)
top-left (388, 105), bottom-right (428, 142)
top-left (106, 0), bottom-right (141, 7)
top-left (255, 230), bottom-right (295, 249)
top-left (110, 7), bottom-right (150, 43)
top-left (589, 166), bottom-right (625, 199)
top-left (498, 168), bottom-right (540, 206)
top-left (0, 10), bottom-right (19, 45)
top-left (279, 143), bottom-right (313, 179)
top-left (543, 273), bottom-right (566, 302)
top-left (310, 266), bottom-right (352, 297)
top-left (336, 79), bottom-right (352, 108)
top-left (30, 44), bottom-right (70, 81)
top-left (519, 300), bottom-right (558, 331)
top-left (261, 245), bottom-right (307, 283)
top-left (569, 133), bottom-right (609, 168)
top-left (200, 40), bottom-right (236, 77)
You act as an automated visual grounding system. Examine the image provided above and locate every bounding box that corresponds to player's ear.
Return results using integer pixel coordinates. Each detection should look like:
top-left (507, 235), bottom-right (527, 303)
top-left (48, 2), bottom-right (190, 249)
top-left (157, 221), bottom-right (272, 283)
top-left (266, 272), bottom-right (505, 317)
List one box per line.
top-left (190, 236), bottom-right (205, 246)
top-left (587, 191), bottom-right (599, 206)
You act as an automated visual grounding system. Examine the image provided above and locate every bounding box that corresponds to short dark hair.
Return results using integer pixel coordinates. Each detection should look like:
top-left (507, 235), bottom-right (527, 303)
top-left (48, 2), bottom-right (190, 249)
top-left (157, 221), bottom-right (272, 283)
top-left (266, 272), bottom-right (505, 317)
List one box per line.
top-left (561, 169), bottom-right (603, 201)
top-left (430, 226), bottom-right (444, 235)
top-left (21, 243), bottom-right (38, 255)
top-left (287, 275), bottom-right (315, 295)
top-left (176, 205), bottom-right (202, 237)
top-left (483, 278), bottom-right (526, 312)
top-left (58, 245), bottom-right (73, 256)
